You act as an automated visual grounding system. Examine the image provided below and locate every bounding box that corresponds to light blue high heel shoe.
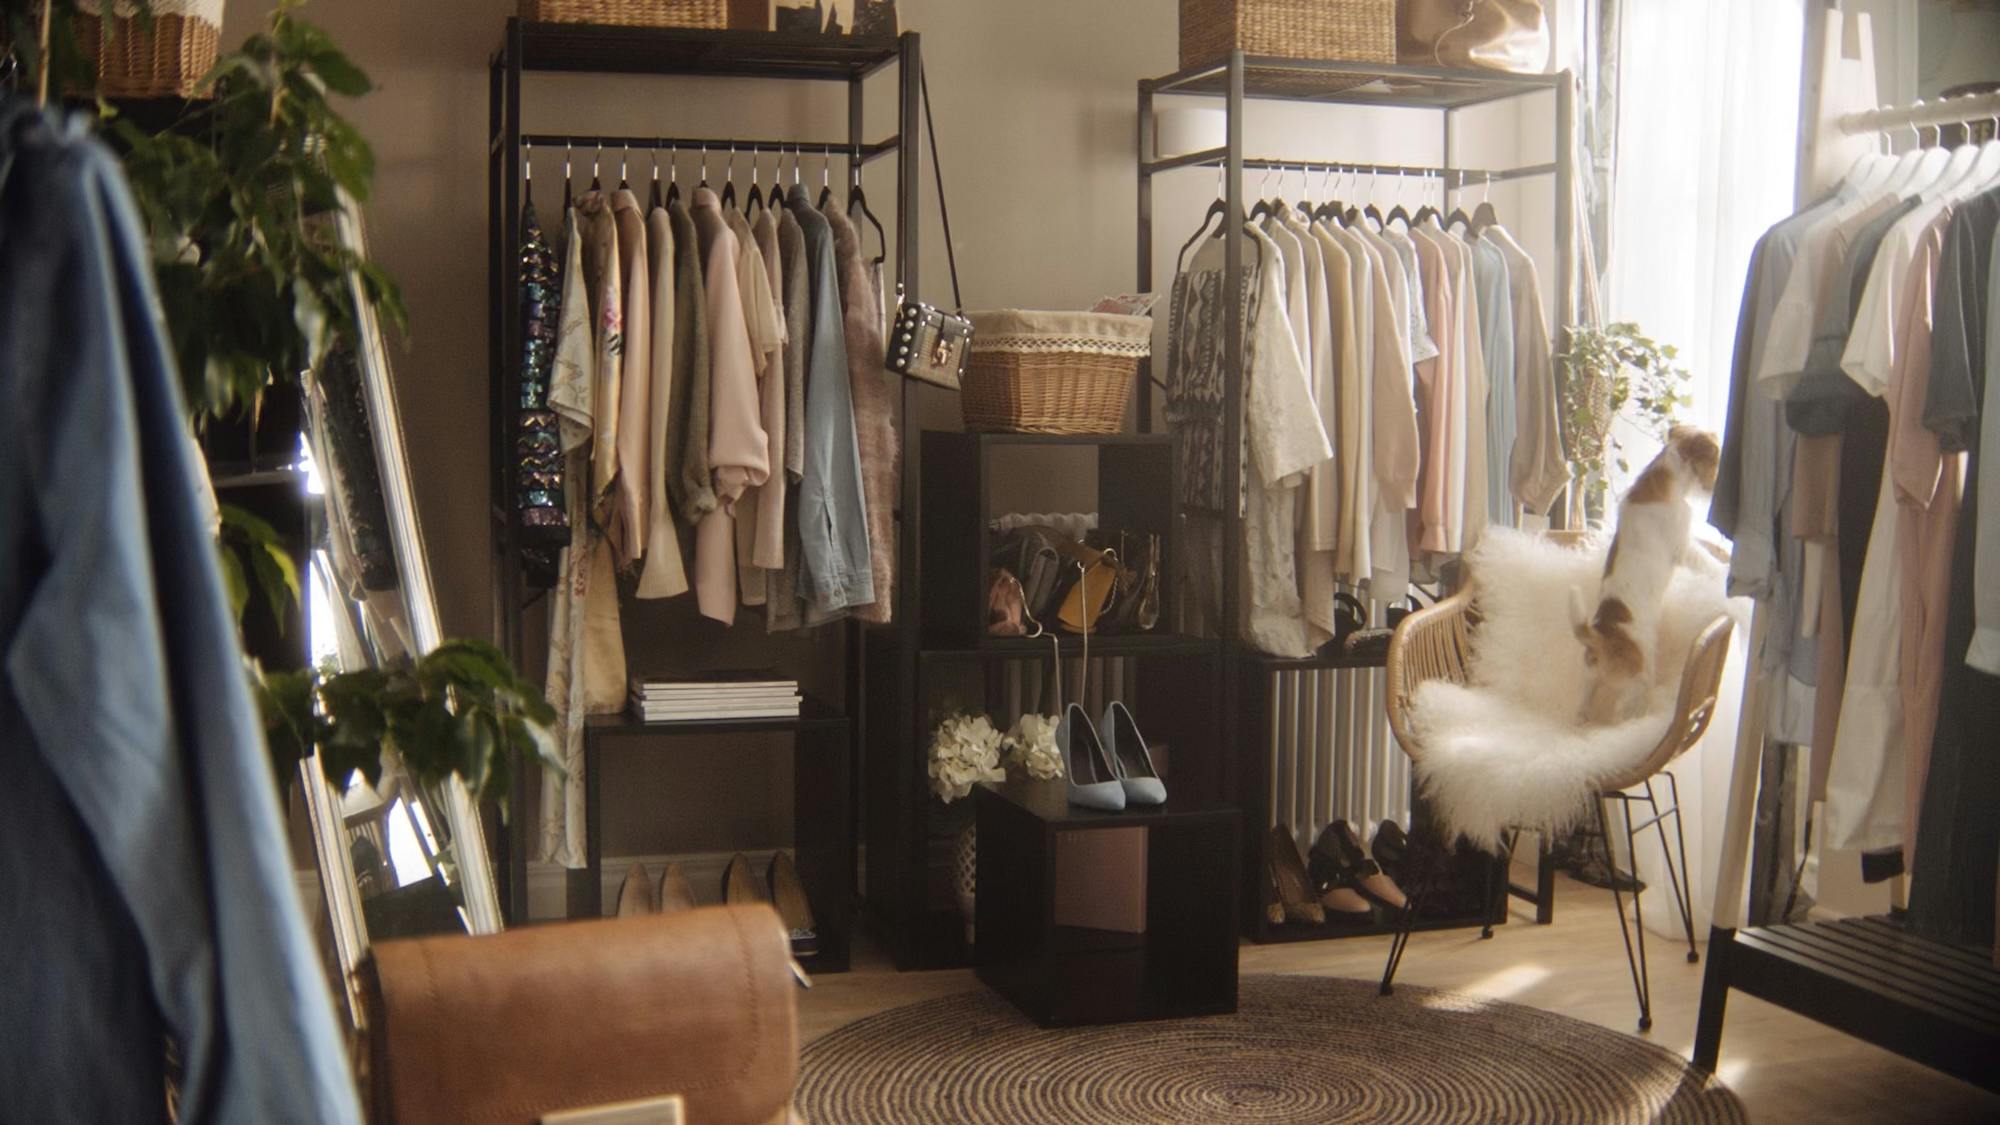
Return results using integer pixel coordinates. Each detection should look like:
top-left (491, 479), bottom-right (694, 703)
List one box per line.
top-left (1061, 703), bottom-right (1126, 811)
top-left (1101, 700), bottom-right (1166, 806)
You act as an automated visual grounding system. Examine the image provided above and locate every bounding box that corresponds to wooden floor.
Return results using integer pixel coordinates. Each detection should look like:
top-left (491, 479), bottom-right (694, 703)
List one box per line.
top-left (801, 871), bottom-right (2000, 1123)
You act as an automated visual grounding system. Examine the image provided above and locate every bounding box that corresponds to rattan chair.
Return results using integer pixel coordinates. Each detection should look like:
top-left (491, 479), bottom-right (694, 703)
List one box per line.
top-left (1379, 571), bottom-right (1735, 1031)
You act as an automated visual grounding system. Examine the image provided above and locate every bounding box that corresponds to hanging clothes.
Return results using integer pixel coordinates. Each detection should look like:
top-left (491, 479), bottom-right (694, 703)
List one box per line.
top-left (823, 197), bottom-right (899, 624)
top-left (1353, 222), bottom-right (1420, 598)
top-left (722, 201), bottom-right (783, 608)
top-left (1712, 191), bottom-right (1847, 755)
top-left (635, 200), bottom-right (689, 599)
top-left (516, 199), bottom-right (568, 587)
top-left (0, 100), bottom-right (360, 1124)
top-left (1822, 211), bottom-right (1951, 855)
top-left (748, 198), bottom-right (791, 578)
top-left (665, 194), bottom-right (716, 532)
top-left (766, 204), bottom-right (814, 634)
top-left (1470, 234), bottom-right (1517, 528)
top-left (608, 189), bottom-right (653, 567)
top-left (691, 188), bottom-right (770, 625)
top-left (1485, 223), bottom-right (1567, 519)
top-left (1301, 220), bottom-right (1353, 606)
top-left (787, 184), bottom-right (874, 615)
top-left (1907, 185), bottom-right (2000, 952)
top-left (1277, 210), bottom-right (1337, 636)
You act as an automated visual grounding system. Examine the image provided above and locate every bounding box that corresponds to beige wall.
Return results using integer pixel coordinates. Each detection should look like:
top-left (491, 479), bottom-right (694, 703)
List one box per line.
top-left (233, 0), bottom-right (1554, 868)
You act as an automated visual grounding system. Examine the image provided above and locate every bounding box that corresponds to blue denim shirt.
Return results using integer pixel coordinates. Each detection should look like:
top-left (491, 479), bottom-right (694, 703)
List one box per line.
top-left (786, 185), bottom-right (874, 612)
top-left (0, 101), bottom-right (360, 1124)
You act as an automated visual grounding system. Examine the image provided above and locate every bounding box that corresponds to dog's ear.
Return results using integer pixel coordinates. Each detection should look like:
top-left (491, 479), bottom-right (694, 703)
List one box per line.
top-left (1673, 426), bottom-right (1721, 491)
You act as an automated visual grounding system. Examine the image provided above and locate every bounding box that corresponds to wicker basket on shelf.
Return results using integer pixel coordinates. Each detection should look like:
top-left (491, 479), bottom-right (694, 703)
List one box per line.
top-left (1179, 0), bottom-right (1396, 70)
top-left (519, 0), bottom-right (726, 28)
top-left (960, 310), bottom-right (1152, 435)
top-left (77, 0), bottom-right (224, 100)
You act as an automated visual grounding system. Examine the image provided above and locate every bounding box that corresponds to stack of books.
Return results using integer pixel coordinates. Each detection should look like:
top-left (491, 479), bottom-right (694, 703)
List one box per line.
top-left (629, 672), bottom-right (802, 722)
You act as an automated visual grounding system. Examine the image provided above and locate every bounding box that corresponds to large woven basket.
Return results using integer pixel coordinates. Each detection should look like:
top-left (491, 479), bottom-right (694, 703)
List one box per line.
top-left (1179, 0), bottom-right (1396, 70)
top-left (961, 311), bottom-right (1152, 435)
top-left (519, 0), bottom-right (726, 28)
top-left (77, 1), bottom-right (223, 99)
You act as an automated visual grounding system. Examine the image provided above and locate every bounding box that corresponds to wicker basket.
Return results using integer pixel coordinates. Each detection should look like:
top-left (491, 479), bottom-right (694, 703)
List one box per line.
top-left (961, 311), bottom-right (1152, 435)
top-left (519, 0), bottom-right (726, 28)
top-left (77, 1), bottom-right (223, 100)
top-left (1179, 0), bottom-right (1396, 70)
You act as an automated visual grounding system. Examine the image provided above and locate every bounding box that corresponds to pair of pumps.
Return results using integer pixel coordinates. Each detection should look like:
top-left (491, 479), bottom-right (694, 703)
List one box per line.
top-left (1061, 701), bottom-right (1165, 812)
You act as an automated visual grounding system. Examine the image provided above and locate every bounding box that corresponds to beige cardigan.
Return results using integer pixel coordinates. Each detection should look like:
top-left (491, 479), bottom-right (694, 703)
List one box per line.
top-left (691, 189), bottom-right (771, 624)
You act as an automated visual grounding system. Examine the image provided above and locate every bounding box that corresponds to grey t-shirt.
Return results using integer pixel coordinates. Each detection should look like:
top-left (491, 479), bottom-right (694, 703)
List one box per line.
top-left (1924, 186), bottom-right (2000, 452)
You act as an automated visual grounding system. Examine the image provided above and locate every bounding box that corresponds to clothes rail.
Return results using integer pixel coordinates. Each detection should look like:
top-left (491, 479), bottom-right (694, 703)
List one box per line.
top-left (1837, 89), bottom-right (2000, 136)
top-left (1142, 149), bottom-right (1555, 186)
top-left (511, 133), bottom-right (901, 160)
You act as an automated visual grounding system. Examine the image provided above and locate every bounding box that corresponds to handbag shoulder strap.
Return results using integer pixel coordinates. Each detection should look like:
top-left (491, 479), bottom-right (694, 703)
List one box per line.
top-left (919, 66), bottom-right (964, 311)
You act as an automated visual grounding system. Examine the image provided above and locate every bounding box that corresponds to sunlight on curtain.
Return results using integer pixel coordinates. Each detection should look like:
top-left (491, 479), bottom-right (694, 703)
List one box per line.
top-left (1603, 0), bottom-right (1805, 936)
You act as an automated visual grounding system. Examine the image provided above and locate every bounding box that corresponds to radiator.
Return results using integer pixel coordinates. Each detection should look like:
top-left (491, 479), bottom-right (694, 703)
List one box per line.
top-left (1269, 662), bottom-right (1411, 852)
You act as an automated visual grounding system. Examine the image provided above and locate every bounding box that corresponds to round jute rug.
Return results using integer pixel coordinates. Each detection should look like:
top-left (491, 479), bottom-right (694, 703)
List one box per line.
top-left (797, 975), bottom-right (1746, 1123)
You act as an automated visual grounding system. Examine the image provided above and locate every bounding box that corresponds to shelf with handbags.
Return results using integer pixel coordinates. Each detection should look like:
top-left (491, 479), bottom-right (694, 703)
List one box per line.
top-left (487, 20), bottom-right (934, 970)
top-left (1137, 47), bottom-right (1579, 946)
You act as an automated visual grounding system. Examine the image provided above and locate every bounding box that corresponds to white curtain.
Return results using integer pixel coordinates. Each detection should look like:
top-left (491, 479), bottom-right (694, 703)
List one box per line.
top-left (1601, 0), bottom-right (1805, 935)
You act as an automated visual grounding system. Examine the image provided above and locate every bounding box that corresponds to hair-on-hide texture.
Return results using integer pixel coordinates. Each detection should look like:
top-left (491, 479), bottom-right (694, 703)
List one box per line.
top-left (1408, 530), bottom-right (1735, 849)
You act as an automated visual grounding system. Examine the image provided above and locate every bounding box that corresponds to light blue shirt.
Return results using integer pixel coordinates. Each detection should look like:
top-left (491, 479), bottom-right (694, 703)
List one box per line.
top-left (0, 101), bottom-right (359, 1122)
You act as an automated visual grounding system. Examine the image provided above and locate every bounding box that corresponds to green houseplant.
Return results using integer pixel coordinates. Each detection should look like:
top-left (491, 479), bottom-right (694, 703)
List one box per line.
top-left (7, 0), bottom-right (555, 798)
top-left (1556, 320), bottom-right (1691, 524)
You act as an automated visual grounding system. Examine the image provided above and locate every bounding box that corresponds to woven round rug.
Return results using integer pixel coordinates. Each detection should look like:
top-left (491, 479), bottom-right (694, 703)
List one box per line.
top-left (797, 975), bottom-right (1746, 1123)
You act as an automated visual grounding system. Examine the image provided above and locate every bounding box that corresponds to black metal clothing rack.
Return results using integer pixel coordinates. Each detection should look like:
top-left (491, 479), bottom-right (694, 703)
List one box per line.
top-left (486, 21), bottom-right (925, 968)
top-left (1135, 53), bottom-right (1577, 944)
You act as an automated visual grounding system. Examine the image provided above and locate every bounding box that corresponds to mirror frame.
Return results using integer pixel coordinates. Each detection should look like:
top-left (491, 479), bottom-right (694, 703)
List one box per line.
top-left (305, 196), bottom-right (504, 1027)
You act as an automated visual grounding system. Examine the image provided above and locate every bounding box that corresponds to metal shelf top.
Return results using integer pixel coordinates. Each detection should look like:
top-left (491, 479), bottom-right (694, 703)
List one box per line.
top-left (505, 20), bottom-right (905, 81)
top-left (1143, 56), bottom-right (1566, 110)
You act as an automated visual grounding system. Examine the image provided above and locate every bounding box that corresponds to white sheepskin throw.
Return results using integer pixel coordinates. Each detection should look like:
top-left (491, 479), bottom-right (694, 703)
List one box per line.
top-left (1408, 529), bottom-right (1734, 849)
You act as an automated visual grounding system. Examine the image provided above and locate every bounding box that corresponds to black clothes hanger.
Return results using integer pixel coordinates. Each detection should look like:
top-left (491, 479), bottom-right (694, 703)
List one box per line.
top-left (649, 148), bottom-right (662, 210)
top-left (1470, 174), bottom-right (1499, 236)
top-left (721, 145), bottom-right (738, 209)
top-left (523, 141), bottom-right (535, 205)
top-left (666, 143), bottom-right (681, 206)
top-left (850, 154), bottom-right (887, 264)
top-left (589, 142), bottom-right (602, 192)
top-left (745, 148), bottom-right (764, 214)
top-left (563, 141), bottom-right (574, 210)
top-left (1175, 196), bottom-right (1230, 274)
top-left (816, 151), bottom-right (836, 209)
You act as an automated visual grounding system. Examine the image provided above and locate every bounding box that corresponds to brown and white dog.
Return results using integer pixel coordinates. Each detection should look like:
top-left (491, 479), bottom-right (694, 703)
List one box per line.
top-left (1570, 425), bottom-right (1722, 725)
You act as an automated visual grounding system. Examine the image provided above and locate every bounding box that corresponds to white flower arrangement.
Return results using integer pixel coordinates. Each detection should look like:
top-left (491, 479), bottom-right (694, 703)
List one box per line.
top-left (928, 713), bottom-right (1007, 804)
top-left (1004, 713), bottom-right (1065, 782)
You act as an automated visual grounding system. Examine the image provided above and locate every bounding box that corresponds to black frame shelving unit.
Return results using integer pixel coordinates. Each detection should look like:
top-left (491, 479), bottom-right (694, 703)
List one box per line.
top-left (1136, 53), bottom-right (1576, 944)
top-left (487, 20), bottom-right (926, 972)
top-left (865, 427), bottom-right (1226, 972)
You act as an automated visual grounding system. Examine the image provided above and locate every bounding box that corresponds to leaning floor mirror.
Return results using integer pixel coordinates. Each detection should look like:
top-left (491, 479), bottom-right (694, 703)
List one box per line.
top-left (295, 198), bottom-right (504, 1027)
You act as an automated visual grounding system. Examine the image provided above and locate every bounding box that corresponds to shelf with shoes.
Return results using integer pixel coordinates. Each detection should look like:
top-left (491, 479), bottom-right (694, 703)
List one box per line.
top-left (488, 21), bottom-right (933, 960)
top-left (580, 697), bottom-right (854, 972)
top-left (865, 427), bottom-right (1228, 971)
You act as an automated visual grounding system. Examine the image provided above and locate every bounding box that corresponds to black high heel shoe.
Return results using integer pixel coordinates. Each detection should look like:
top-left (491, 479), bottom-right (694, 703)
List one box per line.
top-left (1310, 820), bottom-right (1409, 911)
top-left (1372, 819), bottom-right (1411, 876)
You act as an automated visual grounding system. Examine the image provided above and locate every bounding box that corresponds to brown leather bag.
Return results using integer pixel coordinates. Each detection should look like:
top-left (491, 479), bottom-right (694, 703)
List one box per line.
top-left (362, 906), bottom-right (797, 1125)
top-left (1397, 0), bottom-right (1550, 73)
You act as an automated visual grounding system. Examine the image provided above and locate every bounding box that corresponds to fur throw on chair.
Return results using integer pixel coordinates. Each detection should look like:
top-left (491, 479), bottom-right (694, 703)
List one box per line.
top-left (1407, 529), bottom-right (1736, 849)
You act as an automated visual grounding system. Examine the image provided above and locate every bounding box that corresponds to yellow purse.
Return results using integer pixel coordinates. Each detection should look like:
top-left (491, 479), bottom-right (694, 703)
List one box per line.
top-left (1057, 547), bottom-right (1122, 635)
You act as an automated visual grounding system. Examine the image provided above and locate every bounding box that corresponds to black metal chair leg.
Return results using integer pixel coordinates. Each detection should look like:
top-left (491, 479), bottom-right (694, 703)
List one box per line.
top-left (1597, 794), bottom-right (1652, 1031)
top-left (1379, 891), bottom-right (1422, 996)
top-left (1659, 771), bottom-right (1700, 964)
